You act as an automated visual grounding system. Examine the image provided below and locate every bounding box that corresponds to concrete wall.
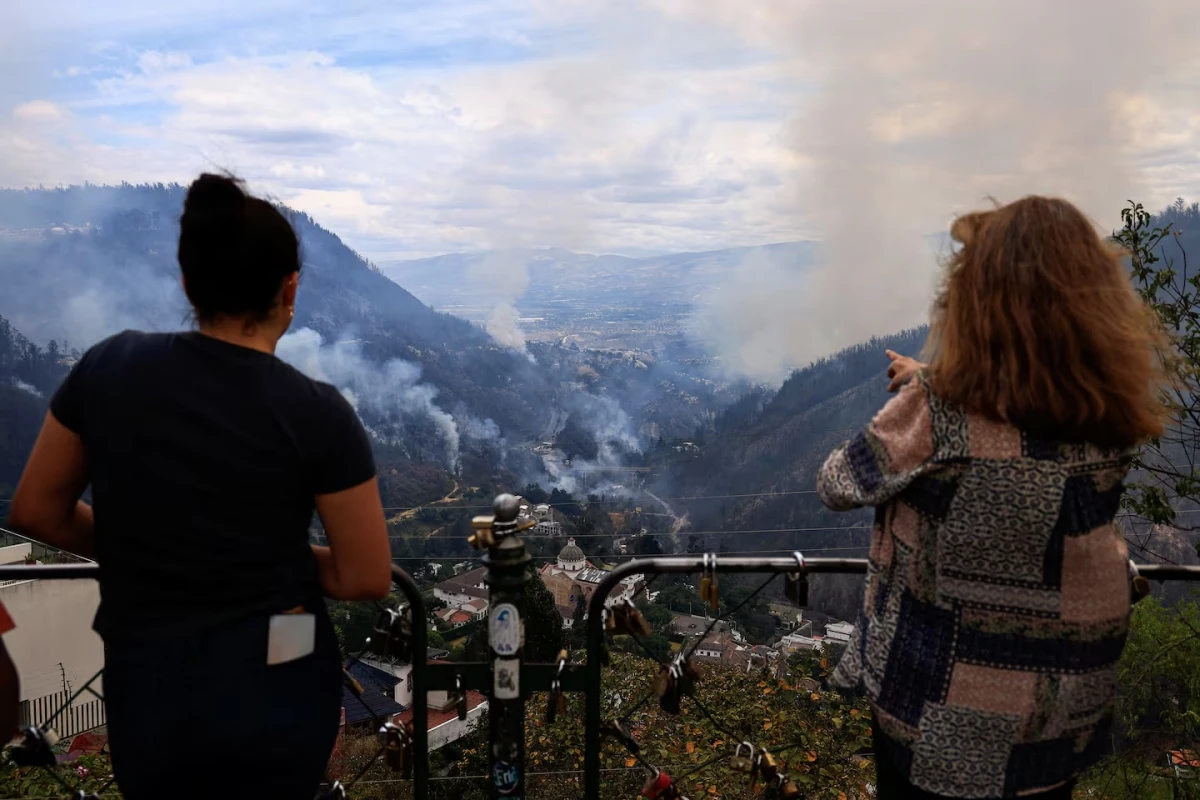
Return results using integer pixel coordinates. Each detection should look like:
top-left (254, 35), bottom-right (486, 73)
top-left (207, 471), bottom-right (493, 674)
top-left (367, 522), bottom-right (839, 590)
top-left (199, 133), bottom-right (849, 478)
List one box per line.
top-left (428, 701), bottom-right (487, 751)
top-left (0, 578), bottom-right (103, 702)
top-left (0, 544), bottom-right (32, 565)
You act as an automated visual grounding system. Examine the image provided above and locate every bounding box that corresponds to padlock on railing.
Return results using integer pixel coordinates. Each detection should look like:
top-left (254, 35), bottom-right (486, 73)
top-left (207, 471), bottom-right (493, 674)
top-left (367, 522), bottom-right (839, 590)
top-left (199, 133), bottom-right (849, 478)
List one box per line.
top-left (641, 769), bottom-right (688, 799)
top-left (785, 551), bottom-right (809, 607)
top-left (606, 598), bottom-right (651, 637)
top-left (1129, 559), bottom-right (1151, 604)
top-left (378, 721), bottom-right (413, 777)
top-left (768, 773), bottom-right (803, 799)
top-left (753, 747), bottom-right (778, 788)
top-left (370, 604), bottom-right (414, 661)
top-left (316, 781), bottom-right (347, 800)
top-left (546, 649), bottom-right (568, 724)
top-left (730, 741), bottom-right (756, 773)
top-left (9, 727), bottom-right (58, 768)
top-left (448, 673), bottom-right (468, 722)
top-left (658, 661), bottom-right (683, 714)
top-left (698, 553), bottom-right (719, 611)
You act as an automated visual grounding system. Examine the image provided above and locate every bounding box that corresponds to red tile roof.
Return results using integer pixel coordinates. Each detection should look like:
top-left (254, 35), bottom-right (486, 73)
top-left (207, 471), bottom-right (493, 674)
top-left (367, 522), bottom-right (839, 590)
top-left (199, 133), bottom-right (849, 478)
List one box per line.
top-left (395, 690), bottom-right (487, 732)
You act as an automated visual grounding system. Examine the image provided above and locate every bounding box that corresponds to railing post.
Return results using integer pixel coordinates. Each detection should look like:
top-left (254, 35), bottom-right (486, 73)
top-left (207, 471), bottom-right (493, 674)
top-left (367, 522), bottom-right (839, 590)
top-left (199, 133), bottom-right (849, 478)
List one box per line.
top-left (482, 494), bottom-right (533, 799)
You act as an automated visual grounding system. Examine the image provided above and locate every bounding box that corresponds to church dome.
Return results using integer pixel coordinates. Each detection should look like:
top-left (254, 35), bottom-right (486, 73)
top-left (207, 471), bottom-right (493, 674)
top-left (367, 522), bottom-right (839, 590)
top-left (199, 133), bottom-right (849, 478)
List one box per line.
top-left (557, 538), bottom-right (586, 570)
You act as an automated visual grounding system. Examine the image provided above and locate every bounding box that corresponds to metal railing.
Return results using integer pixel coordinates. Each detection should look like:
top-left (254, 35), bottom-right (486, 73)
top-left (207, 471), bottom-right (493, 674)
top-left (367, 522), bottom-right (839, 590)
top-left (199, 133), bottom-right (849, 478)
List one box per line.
top-left (1, 512), bottom-right (1199, 799)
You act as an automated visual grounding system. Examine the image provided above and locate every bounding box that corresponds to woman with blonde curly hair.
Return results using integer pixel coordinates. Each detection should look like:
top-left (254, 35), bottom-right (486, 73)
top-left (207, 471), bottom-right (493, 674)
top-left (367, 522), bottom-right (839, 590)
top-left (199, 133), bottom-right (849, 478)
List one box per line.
top-left (819, 196), bottom-right (1164, 799)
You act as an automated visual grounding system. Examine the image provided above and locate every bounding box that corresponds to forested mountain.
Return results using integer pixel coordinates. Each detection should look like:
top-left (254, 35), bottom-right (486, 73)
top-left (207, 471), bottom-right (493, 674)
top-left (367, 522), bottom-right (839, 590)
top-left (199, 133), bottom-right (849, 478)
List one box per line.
top-left (0, 184), bottom-right (556, 448)
top-left (0, 316), bottom-right (71, 499)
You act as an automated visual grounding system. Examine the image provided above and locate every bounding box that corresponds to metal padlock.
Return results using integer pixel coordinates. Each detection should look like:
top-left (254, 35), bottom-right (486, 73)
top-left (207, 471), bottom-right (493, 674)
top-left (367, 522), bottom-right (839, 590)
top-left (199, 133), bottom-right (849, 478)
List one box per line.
top-left (316, 781), bottom-right (347, 800)
top-left (379, 722), bottom-right (412, 775)
top-left (756, 747), bottom-right (777, 776)
top-left (371, 606), bottom-right (414, 661)
top-left (628, 600), bottom-right (652, 637)
top-left (9, 727), bottom-right (58, 768)
top-left (642, 770), bottom-right (680, 799)
top-left (698, 553), bottom-right (719, 610)
top-left (450, 674), bottom-right (468, 721)
top-left (754, 747), bottom-right (777, 787)
top-left (652, 666), bottom-right (671, 697)
top-left (469, 515), bottom-right (496, 549)
top-left (730, 741), bottom-right (755, 773)
top-left (777, 778), bottom-right (802, 799)
top-left (785, 551), bottom-right (809, 607)
top-left (659, 663), bottom-right (683, 714)
top-left (677, 659), bottom-right (699, 696)
top-left (546, 681), bottom-right (566, 723)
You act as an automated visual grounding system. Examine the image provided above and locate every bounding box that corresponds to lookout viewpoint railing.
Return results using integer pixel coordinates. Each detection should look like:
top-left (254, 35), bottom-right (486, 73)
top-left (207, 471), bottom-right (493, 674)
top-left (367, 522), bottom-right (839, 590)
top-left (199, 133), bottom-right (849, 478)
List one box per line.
top-left (1, 497), bottom-right (1199, 799)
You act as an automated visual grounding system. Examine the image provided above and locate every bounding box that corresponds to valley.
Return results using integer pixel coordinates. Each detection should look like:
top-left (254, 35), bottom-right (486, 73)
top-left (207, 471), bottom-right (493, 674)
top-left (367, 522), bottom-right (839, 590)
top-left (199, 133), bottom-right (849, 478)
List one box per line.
top-left (2, 185), bottom-right (1198, 627)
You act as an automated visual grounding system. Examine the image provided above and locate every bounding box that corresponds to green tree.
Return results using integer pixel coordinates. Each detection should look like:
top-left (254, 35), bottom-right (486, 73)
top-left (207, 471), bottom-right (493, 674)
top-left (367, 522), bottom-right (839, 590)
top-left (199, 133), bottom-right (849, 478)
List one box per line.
top-left (1113, 201), bottom-right (1200, 556)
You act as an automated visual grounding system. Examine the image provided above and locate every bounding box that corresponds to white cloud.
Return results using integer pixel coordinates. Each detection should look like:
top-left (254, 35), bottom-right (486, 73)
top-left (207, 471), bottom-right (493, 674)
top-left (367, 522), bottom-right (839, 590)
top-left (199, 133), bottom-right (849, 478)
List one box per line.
top-left (13, 100), bottom-right (64, 121)
top-left (0, 0), bottom-right (1198, 331)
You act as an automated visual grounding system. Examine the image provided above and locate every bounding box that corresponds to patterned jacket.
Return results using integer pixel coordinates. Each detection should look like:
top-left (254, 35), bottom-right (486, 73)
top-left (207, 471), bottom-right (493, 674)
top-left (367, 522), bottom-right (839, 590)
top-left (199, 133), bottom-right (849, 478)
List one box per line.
top-left (817, 372), bottom-right (1133, 798)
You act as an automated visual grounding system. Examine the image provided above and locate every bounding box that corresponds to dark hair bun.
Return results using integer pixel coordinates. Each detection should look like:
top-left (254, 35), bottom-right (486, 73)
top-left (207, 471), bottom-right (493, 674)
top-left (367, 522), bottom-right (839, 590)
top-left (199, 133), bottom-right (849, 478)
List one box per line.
top-left (183, 173), bottom-right (247, 221)
top-left (178, 172), bottom-right (301, 323)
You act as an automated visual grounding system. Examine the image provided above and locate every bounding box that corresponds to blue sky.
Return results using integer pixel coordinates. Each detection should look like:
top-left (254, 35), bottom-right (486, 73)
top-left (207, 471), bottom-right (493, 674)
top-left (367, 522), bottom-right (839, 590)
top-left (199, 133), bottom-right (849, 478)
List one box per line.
top-left (1, 0), bottom-right (1199, 280)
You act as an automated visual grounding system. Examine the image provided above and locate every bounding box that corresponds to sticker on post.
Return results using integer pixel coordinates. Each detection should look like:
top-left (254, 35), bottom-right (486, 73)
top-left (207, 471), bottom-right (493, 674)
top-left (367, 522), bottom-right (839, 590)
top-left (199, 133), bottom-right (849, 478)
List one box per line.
top-left (490, 603), bottom-right (521, 656)
top-left (494, 657), bottom-right (519, 700)
top-left (492, 760), bottom-right (520, 795)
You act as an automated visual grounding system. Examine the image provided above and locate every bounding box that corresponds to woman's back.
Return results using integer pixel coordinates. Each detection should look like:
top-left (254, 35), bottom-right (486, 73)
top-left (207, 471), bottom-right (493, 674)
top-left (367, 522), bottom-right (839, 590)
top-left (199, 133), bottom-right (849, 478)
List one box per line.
top-left (52, 328), bottom-right (375, 637)
top-left (819, 373), bottom-right (1132, 797)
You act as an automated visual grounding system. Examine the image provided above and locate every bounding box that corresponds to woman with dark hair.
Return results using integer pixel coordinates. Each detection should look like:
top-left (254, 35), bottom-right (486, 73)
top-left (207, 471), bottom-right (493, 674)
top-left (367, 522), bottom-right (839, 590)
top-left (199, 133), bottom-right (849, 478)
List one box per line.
top-left (9, 174), bottom-right (392, 797)
top-left (818, 196), bottom-right (1164, 800)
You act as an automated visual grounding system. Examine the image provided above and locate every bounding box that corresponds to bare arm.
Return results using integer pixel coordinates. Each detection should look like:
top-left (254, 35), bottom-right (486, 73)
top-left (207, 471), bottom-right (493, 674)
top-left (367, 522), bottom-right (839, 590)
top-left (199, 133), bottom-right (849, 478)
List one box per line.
top-left (312, 477), bottom-right (392, 601)
top-left (8, 412), bottom-right (94, 558)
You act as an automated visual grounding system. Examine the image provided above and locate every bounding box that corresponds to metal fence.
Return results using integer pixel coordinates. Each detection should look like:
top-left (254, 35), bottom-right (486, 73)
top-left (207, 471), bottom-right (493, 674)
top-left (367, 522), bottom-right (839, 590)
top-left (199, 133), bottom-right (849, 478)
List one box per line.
top-left (2, 505), bottom-right (1200, 800)
top-left (19, 690), bottom-right (106, 741)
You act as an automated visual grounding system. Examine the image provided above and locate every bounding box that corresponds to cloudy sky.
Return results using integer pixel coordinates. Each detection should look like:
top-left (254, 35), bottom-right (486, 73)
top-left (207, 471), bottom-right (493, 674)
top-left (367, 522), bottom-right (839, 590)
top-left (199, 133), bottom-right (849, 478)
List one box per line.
top-left (2, 0), bottom-right (1199, 273)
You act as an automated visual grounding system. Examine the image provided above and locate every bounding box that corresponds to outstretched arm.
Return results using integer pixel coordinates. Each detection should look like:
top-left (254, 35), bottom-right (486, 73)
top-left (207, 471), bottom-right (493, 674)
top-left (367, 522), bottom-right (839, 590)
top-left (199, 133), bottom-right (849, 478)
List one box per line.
top-left (8, 412), bottom-right (94, 558)
top-left (817, 376), bottom-right (936, 511)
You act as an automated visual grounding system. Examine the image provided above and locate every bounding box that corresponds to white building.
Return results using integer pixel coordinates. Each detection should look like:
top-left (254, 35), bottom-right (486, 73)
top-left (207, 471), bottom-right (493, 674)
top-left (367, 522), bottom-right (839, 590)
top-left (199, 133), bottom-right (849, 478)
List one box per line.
top-left (0, 535), bottom-right (104, 734)
top-left (776, 632), bottom-right (823, 656)
top-left (433, 567), bottom-right (488, 610)
top-left (366, 656), bottom-right (489, 751)
top-left (825, 621), bottom-right (855, 645)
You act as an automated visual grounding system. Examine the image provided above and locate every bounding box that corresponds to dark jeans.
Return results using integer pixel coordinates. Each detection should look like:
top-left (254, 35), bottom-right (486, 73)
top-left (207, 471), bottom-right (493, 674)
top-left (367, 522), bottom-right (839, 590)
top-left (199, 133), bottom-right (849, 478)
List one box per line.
top-left (104, 607), bottom-right (342, 799)
top-left (873, 716), bottom-right (1076, 800)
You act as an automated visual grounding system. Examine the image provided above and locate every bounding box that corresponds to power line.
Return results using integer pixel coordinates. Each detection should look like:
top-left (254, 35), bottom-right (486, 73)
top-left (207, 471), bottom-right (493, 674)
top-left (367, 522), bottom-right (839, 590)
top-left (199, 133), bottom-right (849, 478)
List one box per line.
top-left (380, 489), bottom-right (824, 513)
top-left (381, 524), bottom-right (872, 542)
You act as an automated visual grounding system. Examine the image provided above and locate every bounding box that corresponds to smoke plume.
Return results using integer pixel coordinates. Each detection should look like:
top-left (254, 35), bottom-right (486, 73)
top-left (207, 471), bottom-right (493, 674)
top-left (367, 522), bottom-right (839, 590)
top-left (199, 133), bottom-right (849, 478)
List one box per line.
top-left (466, 252), bottom-right (533, 357)
top-left (276, 327), bottom-right (462, 472)
top-left (12, 379), bottom-right (41, 398)
top-left (672, 0), bottom-right (1200, 381)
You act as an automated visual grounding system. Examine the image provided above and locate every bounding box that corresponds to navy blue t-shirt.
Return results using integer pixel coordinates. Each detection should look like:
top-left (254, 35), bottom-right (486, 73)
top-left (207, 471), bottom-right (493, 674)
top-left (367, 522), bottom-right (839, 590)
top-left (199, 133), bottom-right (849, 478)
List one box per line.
top-left (50, 330), bottom-right (376, 638)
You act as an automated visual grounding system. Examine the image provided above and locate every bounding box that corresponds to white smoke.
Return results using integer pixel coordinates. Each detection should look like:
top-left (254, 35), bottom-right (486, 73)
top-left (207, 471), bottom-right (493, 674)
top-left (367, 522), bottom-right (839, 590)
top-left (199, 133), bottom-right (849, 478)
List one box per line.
top-left (12, 379), bottom-right (41, 398)
top-left (663, 0), bottom-right (1200, 381)
top-left (466, 252), bottom-right (535, 360)
top-left (535, 393), bottom-right (642, 495)
top-left (276, 327), bottom-right (461, 472)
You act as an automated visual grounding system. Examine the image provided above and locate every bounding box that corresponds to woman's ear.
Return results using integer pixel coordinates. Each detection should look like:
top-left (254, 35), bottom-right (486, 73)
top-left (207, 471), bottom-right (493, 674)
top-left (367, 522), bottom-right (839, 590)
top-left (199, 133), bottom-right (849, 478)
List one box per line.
top-left (281, 272), bottom-right (299, 310)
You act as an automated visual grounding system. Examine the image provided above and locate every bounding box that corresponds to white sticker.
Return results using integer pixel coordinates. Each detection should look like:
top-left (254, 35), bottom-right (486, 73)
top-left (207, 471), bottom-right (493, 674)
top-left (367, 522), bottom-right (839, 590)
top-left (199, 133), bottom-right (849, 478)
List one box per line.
top-left (494, 657), bottom-right (519, 700)
top-left (490, 603), bottom-right (521, 656)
